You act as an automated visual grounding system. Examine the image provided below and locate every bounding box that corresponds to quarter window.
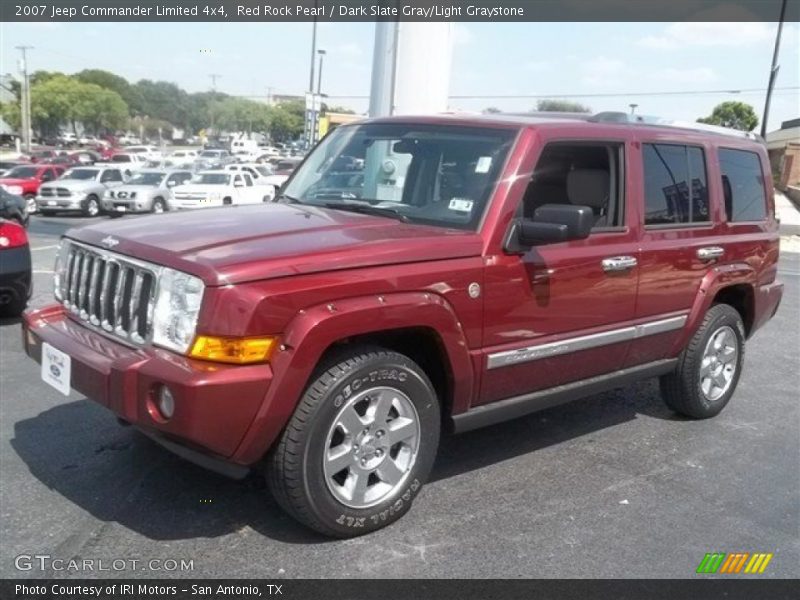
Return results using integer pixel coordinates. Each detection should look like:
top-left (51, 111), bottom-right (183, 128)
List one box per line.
top-left (643, 143), bottom-right (709, 226)
top-left (718, 148), bottom-right (767, 222)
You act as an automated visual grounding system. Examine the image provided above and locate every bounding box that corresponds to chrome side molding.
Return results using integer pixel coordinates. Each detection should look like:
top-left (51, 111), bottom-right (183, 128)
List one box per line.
top-left (486, 314), bottom-right (688, 370)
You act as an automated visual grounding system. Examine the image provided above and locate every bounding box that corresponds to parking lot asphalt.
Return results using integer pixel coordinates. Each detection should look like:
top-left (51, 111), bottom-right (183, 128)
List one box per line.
top-left (1, 213), bottom-right (798, 579)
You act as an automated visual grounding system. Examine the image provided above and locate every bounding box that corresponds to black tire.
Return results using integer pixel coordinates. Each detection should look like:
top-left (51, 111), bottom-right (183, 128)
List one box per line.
top-left (222, 197), bottom-right (232, 206)
top-left (151, 198), bottom-right (166, 213)
top-left (660, 304), bottom-right (745, 419)
top-left (267, 346), bottom-right (440, 537)
top-left (39, 210), bottom-right (55, 217)
top-left (83, 194), bottom-right (100, 217)
top-left (0, 292), bottom-right (27, 318)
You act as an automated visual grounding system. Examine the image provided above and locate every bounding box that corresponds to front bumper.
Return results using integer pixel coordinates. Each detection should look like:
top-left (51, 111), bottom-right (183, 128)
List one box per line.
top-left (23, 304), bottom-right (273, 471)
top-left (102, 199), bottom-right (151, 214)
top-left (35, 196), bottom-right (84, 211)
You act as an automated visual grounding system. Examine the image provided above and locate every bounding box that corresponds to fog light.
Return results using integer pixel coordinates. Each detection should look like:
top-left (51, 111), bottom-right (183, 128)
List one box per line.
top-left (157, 386), bottom-right (175, 419)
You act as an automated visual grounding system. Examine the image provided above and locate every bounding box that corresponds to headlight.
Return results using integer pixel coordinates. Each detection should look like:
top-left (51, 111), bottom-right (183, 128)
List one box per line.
top-left (209, 192), bottom-right (222, 201)
top-left (53, 240), bottom-right (71, 301)
top-left (7, 185), bottom-right (23, 196)
top-left (106, 190), bottom-right (114, 198)
top-left (152, 268), bottom-right (205, 354)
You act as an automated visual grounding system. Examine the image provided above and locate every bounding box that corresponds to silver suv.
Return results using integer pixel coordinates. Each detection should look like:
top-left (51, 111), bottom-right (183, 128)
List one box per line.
top-left (102, 169), bottom-right (194, 215)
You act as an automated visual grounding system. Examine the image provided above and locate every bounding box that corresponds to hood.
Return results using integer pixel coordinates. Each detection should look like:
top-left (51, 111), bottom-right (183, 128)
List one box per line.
top-left (43, 179), bottom-right (99, 192)
top-left (111, 184), bottom-right (159, 196)
top-left (66, 203), bottom-right (482, 286)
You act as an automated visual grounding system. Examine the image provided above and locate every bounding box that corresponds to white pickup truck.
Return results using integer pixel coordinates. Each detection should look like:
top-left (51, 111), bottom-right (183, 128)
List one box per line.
top-left (170, 170), bottom-right (274, 210)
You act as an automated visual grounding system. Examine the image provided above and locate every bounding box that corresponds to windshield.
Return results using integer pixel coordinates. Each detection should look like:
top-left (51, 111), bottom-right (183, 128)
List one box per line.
top-left (126, 172), bottom-right (165, 186)
top-left (256, 165), bottom-right (274, 176)
top-left (5, 166), bottom-right (38, 179)
top-left (63, 169), bottom-right (99, 180)
top-left (199, 151), bottom-right (220, 158)
top-left (283, 123), bottom-right (515, 230)
top-left (192, 173), bottom-right (230, 185)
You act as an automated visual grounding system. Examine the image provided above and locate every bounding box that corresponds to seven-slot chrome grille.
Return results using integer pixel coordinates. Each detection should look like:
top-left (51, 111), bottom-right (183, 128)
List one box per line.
top-left (62, 241), bottom-right (158, 344)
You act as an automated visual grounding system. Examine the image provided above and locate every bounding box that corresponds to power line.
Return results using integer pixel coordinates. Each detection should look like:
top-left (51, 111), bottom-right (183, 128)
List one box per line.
top-left (320, 86), bottom-right (800, 101)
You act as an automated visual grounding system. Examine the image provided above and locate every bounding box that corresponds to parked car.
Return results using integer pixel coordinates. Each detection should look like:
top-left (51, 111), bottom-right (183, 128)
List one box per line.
top-left (171, 170), bottom-right (273, 209)
top-left (27, 149), bottom-right (59, 164)
top-left (168, 150), bottom-right (198, 167)
top-left (0, 219), bottom-right (31, 317)
top-left (36, 166), bottom-right (126, 217)
top-left (70, 150), bottom-right (103, 165)
top-left (103, 169), bottom-right (194, 215)
top-left (21, 113), bottom-right (783, 537)
top-left (0, 164), bottom-right (65, 214)
top-left (259, 157), bottom-right (303, 193)
top-left (0, 186), bottom-right (29, 227)
top-left (194, 149), bottom-right (234, 170)
top-left (125, 145), bottom-right (162, 160)
top-left (224, 163), bottom-right (277, 197)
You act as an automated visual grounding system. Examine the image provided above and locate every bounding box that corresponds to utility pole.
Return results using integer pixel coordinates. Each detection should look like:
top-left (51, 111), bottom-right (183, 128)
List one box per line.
top-left (15, 45), bottom-right (33, 153)
top-left (761, 0), bottom-right (787, 139)
top-left (209, 74), bottom-right (221, 136)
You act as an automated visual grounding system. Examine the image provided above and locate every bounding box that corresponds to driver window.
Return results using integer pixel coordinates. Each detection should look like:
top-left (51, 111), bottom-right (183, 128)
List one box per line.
top-left (41, 170), bottom-right (54, 182)
top-left (520, 142), bottom-right (624, 229)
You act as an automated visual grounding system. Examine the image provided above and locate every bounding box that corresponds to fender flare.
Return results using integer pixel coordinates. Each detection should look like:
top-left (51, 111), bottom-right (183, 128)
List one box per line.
top-left (231, 291), bottom-right (473, 464)
top-left (671, 262), bottom-right (757, 355)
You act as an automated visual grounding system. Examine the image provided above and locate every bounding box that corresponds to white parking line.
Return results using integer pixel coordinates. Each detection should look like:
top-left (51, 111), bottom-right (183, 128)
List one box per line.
top-left (33, 270), bottom-right (54, 274)
top-left (30, 245), bottom-right (59, 251)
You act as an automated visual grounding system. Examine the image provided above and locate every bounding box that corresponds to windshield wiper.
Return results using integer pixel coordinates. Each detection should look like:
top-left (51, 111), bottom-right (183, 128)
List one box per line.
top-left (323, 202), bottom-right (410, 223)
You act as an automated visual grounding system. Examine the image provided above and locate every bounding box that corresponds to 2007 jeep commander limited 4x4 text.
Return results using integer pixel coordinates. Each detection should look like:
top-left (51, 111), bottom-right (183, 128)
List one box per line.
top-left (23, 112), bottom-right (783, 537)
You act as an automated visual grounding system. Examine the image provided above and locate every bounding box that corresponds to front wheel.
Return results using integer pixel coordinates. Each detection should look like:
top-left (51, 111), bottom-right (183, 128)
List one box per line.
top-left (151, 198), bottom-right (166, 213)
top-left (24, 194), bottom-right (37, 214)
top-left (83, 195), bottom-right (100, 217)
top-left (660, 304), bottom-right (745, 419)
top-left (267, 346), bottom-right (440, 537)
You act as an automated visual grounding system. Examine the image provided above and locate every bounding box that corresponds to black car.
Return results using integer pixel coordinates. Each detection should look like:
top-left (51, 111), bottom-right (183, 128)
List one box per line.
top-left (0, 187), bottom-right (28, 227)
top-left (0, 219), bottom-right (32, 317)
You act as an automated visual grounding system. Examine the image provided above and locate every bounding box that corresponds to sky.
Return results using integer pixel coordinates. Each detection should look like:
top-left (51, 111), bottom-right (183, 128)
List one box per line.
top-left (2, 21), bottom-right (799, 130)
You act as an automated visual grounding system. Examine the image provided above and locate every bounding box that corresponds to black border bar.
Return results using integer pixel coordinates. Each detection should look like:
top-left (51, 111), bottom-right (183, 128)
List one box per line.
top-left (3, 579), bottom-right (800, 600)
top-left (3, 0), bottom-right (800, 22)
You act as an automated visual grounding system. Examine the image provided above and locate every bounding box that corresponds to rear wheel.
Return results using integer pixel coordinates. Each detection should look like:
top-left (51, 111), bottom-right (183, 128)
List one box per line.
top-left (660, 304), bottom-right (745, 419)
top-left (223, 197), bottom-right (232, 206)
top-left (0, 291), bottom-right (27, 318)
top-left (268, 346), bottom-right (440, 537)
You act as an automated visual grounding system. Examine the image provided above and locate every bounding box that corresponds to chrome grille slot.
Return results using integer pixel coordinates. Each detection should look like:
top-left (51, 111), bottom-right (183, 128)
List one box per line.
top-left (61, 241), bottom-right (158, 344)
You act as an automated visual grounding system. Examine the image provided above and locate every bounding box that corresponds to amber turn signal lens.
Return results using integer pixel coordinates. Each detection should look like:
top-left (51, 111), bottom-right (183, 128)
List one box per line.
top-left (189, 336), bottom-right (276, 364)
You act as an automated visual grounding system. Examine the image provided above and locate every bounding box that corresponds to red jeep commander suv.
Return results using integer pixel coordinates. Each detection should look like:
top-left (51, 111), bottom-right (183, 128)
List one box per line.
top-left (23, 112), bottom-right (783, 536)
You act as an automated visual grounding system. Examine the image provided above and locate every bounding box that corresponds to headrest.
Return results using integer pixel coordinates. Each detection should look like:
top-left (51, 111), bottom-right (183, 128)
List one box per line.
top-left (566, 169), bottom-right (609, 208)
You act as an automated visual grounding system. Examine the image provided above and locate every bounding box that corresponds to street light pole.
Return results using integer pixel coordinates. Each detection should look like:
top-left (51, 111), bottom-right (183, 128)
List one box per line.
top-left (761, 0), bottom-right (787, 139)
top-left (316, 49), bottom-right (326, 96)
top-left (15, 45), bottom-right (33, 153)
top-left (308, 0), bottom-right (318, 93)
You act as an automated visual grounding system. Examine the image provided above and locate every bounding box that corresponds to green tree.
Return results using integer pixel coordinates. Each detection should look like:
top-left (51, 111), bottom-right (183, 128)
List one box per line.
top-left (75, 84), bottom-right (129, 134)
top-left (133, 79), bottom-right (190, 128)
top-left (75, 69), bottom-right (143, 115)
top-left (536, 99), bottom-right (591, 113)
top-left (266, 101), bottom-right (304, 142)
top-left (697, 101), bottom-right (759, 132)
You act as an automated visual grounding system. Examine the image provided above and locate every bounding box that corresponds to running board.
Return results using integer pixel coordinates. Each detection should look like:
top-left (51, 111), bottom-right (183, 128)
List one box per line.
top-left (452, 359), bottom-right (678, 433)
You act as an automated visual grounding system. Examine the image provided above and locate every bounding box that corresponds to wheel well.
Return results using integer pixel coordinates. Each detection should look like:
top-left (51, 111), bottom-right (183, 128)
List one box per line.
top-left (712, 284), bottom-right (755, 336)
top-left (323, 327), bottom-right (454, 420)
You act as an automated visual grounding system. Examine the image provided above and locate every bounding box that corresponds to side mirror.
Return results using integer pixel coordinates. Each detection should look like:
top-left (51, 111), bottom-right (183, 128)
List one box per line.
top-left (506, 204), bottom-right (594, 252)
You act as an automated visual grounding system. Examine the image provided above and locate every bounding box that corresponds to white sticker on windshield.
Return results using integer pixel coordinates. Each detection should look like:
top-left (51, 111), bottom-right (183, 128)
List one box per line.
top-left (449, 198), bottom-right (474, 212)
top-left (475, 156), bottom-right (493, 173)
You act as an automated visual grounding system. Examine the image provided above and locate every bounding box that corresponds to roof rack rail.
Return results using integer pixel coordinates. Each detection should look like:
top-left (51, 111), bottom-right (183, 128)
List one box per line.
top-left (588, 111), bottom-right (763, 142)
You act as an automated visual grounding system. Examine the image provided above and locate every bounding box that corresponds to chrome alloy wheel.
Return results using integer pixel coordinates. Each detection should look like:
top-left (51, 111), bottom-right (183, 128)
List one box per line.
top-left (700, 325), bottom-right (738, 401)
top-left (323, 386), bottom-right (421, 509)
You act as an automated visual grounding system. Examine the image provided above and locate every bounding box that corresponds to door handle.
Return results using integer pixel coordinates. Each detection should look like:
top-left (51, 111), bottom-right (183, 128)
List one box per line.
top-left (697, 246), bottom-right (725, 261)
top-left (602, 256), bottom-right (638, 272)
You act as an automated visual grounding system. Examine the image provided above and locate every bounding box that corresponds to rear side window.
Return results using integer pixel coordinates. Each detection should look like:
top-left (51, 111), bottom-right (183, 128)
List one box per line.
top-left (642, 143), bottom-right (709, 226)
top-left (718, 148), bottom-right (767, 222)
